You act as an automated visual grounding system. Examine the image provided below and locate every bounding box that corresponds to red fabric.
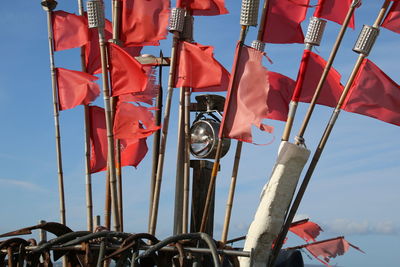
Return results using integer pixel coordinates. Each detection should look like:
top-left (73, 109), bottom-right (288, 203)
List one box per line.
top-left (52, 10), bottom-right (89, 51)
top-left (56, 68), bottom-right (100, 111)
top-left (314, 0), bottom-right (355, 29)
top-left (220, 45), bottom-right (273, 143)
top-left (177, 0), bottom-right (228, 16)
top-left (289, 220), bottom-right (323, 242)
top-left (343, 59), bottom-right (400, 126)
top-left (109, 43), bottom-right (148, 96)
top-left (382, 1), bottom-right (400, 34)
top-left (113, 102), bottom-right (160, 140)
top-left (261, 0), bottom-right (309, 44)
top-left (89, 106), bottom-right (148, 173)
top-left (295, 50), bottom-right (344, 107)
top-left (266, 72), bottom-right (296, 121)
top-left (176, 42), bottom-right (230, 92)
top-left (85, 18), bottom-right (142, 75)
top-left (120, 0), bottom-right (169, 46)
top-left (305, 237), bottom-right (364, 266)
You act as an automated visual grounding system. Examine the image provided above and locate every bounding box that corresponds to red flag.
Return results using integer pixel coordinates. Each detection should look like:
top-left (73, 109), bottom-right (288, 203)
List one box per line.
top-left (109, 43), bottom-right (148, 97)
top-left (56, 68), bottom-right (100, 111)
top-left (113, 102), bottom-right (160, 140)
top-left (314, 0), bottom-right (356, 29)
top-left (177, 0), bottom-right (228, 16)
top-left (295, 50), bottom-right (344, 107)
top-left (120, 0), bottom-right (170, 46)
top-left (343, 59), bottom-right (400, 126)
top-left (289, 219), bottom-right (323, 242)
top-left (52, 10), bottom-right (89, 51)
top-left (304, 237), bottom-right (364, 266)
top-left (176, 42), bottom-right (230, 92)
top-left (220, 45), bottom-right (273, 143)
top-left (261, 0), bottom-right (309, 44)
top-left (89, 106), bottom-right (148, 173)
top-left (382, 0), bottom-right (400, 34)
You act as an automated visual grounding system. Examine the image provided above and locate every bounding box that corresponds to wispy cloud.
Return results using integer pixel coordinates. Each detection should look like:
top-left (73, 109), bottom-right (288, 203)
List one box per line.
top-left (0, 178), bottom-right (45, 192)
top-left (323, 218), bottom-right (398, 236)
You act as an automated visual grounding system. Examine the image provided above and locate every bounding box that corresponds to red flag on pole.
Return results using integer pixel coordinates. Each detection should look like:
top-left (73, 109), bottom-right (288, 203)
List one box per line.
top-left (314, 0), bottom-right (356, 29)
top-left (56, 68), bottom-right (100, 111)
top-left (382, 0), bottom-right (400, 34)
top-left (52, 10), bottom-right (89, 51)
top-left (120, 0), bottom-right (170, 46)
top-left (177, 0), bottom-right (228, 16)
top-left (113, 102), bottom-right (160, 140)
top-left (289, 219), bottom-right (323, 242)
top-left (89, 106), bottom-right (148, 173)
top-left (343, 59), bottom-right (400, 126)
top-left (220, 45), bottom-right (273, 143)
top-left (175, 41), bottom-right (230, 92)
top-left (109, 43), bottom-right (148, 97)
top-left (294, 50), bottom-right (344, 107)
top-left (261, 0), bottom-right (309, 44)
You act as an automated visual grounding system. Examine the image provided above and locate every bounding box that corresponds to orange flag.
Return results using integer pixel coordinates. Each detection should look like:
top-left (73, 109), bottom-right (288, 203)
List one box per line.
top-left (177, 0), bottom-right (228, 16)
top-left (289, 219), bottom-right (323, 242)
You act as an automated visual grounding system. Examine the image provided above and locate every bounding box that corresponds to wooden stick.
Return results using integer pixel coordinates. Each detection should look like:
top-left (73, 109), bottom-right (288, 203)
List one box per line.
top-left (182, 86), bottom-right (191, 234)
top-left (268, 2), bottom-right (392, 266)
top-left (42, 1), bottom-right (66, 225)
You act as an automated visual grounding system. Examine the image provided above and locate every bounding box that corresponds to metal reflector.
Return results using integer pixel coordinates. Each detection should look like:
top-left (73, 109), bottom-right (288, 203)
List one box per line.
top-left (304, 17), bottom-right (327, 46)
top-left (87, 0), bottom-right (105, 29)
top-left (240, 0), bottom-right (260, 26)
top-left (251, 40), bottom-right (265, 52)
top-left (169, 7), bottom-right (185, 32)
top-left (353, 25), bottom-right (380, 56)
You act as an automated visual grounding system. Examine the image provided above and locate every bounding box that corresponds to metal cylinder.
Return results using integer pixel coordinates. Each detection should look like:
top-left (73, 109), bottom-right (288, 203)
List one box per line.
top-left (251, 40), bottom-right (265, 52)
top-left (240, 0), bottom-right (260, 26)
top-left (87, 0), bottom-right (105, 29)
top-left (353, 25), bottom-right (380, 56)
top-left (304, 17), bottom-right (327, 46)
top-left (169, 7), bottom-right (185, 32)
top-left (182, 14), bottom-right (194, 41)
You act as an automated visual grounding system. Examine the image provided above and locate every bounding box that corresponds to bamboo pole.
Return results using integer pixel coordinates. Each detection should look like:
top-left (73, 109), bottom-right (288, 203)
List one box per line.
top-left (104, 169), bottom-right (111, 229)
top-left (182, 86), bottom-right (191, 234)
top-left (148, 30), bottom-right (180, 235)
top-left (42, 0), bottom-right (66, 226)
top-left (268, 2), bottom-right (391, 266)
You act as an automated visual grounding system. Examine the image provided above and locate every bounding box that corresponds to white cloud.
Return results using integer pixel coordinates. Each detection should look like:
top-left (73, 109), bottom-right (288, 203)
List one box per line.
top-left (323, 218), bottom-right (398, 236)
top-left (0, 178), bottom-right (45, 192)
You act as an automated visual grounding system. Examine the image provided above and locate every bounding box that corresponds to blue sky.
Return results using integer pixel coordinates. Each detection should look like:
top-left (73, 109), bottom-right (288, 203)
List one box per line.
top-left (0, 1), bottom-right (399, 266)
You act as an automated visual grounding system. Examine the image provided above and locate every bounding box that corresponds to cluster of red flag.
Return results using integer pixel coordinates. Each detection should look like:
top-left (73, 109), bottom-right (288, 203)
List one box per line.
top-left (177, 0), bottom-right (228, 16)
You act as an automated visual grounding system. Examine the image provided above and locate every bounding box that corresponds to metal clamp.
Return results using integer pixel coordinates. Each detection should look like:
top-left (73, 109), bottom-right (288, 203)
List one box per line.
top-left (304, 17), bottom-right (327, 46)
top-left (251, 40), bottom-right (265, 52)
top-left (353, 25), bottom-right (379, 56)
top-left (169, 8), bottom-right (185, 32)
top-left (240, 0), bottom-right (260, 26)
top-left (87, 0), bottom-right (105, 29)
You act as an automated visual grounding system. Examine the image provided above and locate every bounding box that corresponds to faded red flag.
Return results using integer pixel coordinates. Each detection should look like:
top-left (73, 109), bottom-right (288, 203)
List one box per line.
top-left (289, 219), bottom-right (323, 242)
top-left (113, 102), bottom-right (160, 140)
top-left (120, 0), bottom-right (170, 46)
top-left (56, 68), bottom-right (100, 111)
top-left (109, 43), bottom-right (148, 96)
top-left (220, 45), bottom-right (273, 143)
top-left (294, 50), bottom-right (344, 107)
top-left (89, 106), bottom-right (148, 173)
top-left (176, 41), bottom-right (230, 92)
top-left (343, 59), bottom-right (400, 126)
top-left (261, 0), bottom-right (309, 44)
top-left (177, 0), bottom-right (228, 16)
top-left (382, 0), bottom-right (400, 34)
top-left (52, 10), bottom-right (89, 51)
top-left (314, 0), bottom-right (356, 29)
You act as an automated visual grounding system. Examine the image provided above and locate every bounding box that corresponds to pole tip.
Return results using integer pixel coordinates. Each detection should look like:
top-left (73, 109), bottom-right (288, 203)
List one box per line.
top-left (41, 0), bottom-right (57, 11)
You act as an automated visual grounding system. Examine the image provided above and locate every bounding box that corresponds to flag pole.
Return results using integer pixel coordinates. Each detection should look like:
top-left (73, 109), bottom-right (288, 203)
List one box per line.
top-left (87, 0), bottom-right (120, 232)
top-left (41, 0), bottom-right (66, 226)
top-left (294, 0), bottom-right (361, 145)
top-left (199, 0), bottom-right (261, 233)
top-left (148, 7), bottom-right (185, 235)
top-left (268, 1), bottom-right (391, 266)
top-left (77, 0), bottom-right (94, 233)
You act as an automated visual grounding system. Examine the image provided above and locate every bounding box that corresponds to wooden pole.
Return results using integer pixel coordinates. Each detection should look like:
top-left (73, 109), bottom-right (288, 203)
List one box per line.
top-left (182, 86), bottom-right (191, 234)
top-left (104, 169), bottom-right (111, 229)
top-left (42, 0), bottom-right (66, 226)
top-left (268, 2), bottom-right (391, 266)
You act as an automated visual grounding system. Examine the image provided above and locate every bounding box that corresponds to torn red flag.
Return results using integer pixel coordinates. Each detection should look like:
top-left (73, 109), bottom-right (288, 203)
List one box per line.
top-left (177, 0), bottom-right (228, 16)
top-left (89, 106), bottom-right (148, 173)
top-left (294, 50), bottom-right (344, 107)
top-left (175, 41), bottom-right (230, 92)
top-left (289, 219), bottom-right (323, 242)
top-left (56, 68), bottom-right (100, 111)
top-left (342, 59), bottom-right (400, 126)
top-left (314, 0), bottom-right (356, 29)
top-left (220, 45), bottom-right (273, 143)
top-left (120, 0), bottom-right (170, 46)
top-left (261, 0), bottom-right (309, 44)
top-left (109, 43), bottom-right (148, 97)
top-left (113, 102), bottom-right (160, 140)
top-left (382, 0), bottom-right (400, 34)
top-left (52, 10), bottom-right (89, 51)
